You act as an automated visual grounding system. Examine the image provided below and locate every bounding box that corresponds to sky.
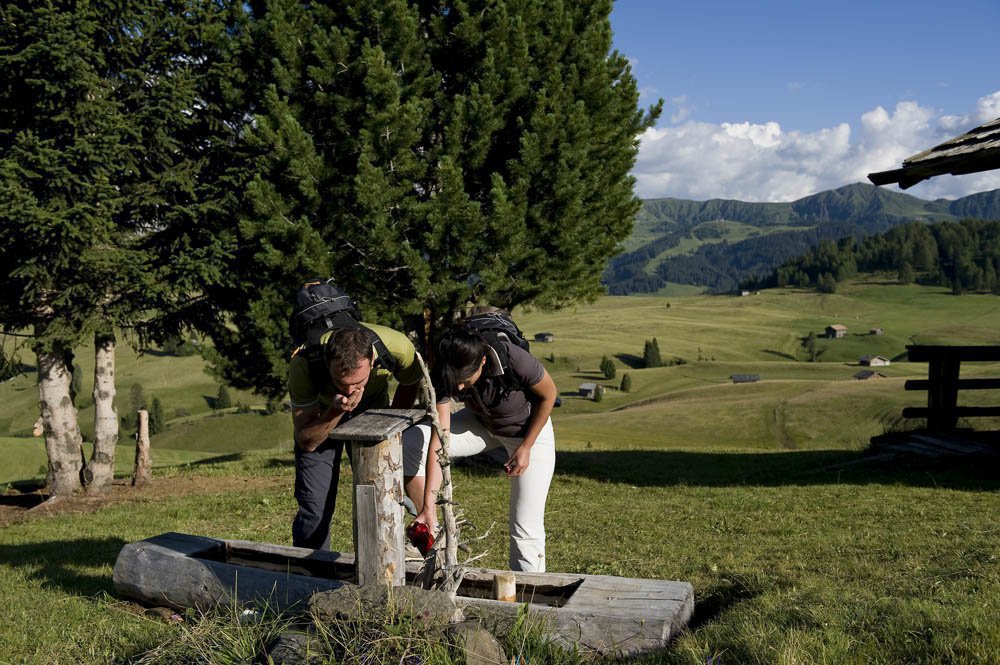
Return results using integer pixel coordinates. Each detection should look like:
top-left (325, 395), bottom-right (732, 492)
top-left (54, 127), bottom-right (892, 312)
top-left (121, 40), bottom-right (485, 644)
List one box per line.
top-left (610, 0), bottom-right (1000, 202)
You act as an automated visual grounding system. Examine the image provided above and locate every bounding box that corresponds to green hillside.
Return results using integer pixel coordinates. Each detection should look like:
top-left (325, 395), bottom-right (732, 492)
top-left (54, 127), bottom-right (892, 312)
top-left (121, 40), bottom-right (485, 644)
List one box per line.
top-left (3, 280), bottom-right (999, 486)
top-left (610, 183), bottom-right (1000, 294)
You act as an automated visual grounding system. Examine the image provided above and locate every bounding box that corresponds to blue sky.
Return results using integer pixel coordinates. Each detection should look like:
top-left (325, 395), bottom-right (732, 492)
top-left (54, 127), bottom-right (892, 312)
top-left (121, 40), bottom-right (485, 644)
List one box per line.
top-left (610, 0), bottom-right (1000, 201)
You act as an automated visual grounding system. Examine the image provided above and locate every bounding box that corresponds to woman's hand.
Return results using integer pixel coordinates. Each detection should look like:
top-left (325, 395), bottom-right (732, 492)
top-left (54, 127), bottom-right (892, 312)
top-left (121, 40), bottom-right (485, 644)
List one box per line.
top-left (504, 443), bottom-right (533, 477)
top-left (414, 507), bottom-right (437, 534)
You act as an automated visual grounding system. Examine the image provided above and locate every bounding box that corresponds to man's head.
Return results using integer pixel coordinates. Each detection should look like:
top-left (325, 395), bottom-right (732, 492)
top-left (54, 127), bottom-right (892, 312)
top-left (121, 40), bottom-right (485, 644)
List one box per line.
top-left (324, 328), bottom-right (374, 395)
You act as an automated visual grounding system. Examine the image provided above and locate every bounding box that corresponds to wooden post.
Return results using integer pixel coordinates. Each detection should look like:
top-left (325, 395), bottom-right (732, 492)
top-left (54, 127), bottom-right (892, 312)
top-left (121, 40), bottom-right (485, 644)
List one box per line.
top-left (331, 408), bottom-right (425, 587)
top-left (926, 356), bottom-right (960, 431)
top-left (132, 409), bottom-right (151, 486)
top-left (493, 572), bottom-right (516, 602)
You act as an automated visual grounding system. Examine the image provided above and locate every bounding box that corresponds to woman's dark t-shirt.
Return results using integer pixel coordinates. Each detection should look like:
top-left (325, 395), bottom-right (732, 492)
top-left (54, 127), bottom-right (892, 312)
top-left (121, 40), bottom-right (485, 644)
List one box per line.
top-left (439, 341), bottom-right (545, 437)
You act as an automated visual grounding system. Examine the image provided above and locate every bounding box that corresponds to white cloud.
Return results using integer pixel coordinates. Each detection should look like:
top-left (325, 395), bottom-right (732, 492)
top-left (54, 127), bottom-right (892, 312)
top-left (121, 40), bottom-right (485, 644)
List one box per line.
top-left (669, 95), bottom-right (690, 124)
top-left (634, 90), bottom-right (1000, 202)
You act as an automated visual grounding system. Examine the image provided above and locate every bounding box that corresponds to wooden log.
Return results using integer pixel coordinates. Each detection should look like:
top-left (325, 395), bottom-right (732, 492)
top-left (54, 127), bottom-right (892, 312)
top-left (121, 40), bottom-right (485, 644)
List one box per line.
top-left (492, 572), bottom-right (516, 602)
top-left (902, 406), bottom-right (1000, 419)
top-left (906, 378), bottom-right (1000, 391)
top-left (907, 345), bottom-right (1000, 363)
top-left (132, 409), bottom-right (151, 486)
top-left (336, 409), bottom-right (425, 587)
top-left (113, 532), bottom-right (695, 657)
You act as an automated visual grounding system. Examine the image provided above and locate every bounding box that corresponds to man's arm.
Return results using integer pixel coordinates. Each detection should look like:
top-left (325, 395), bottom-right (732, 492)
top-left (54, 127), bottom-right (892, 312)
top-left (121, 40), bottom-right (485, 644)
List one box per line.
top-left (292, 389), bottom-right (364, 451)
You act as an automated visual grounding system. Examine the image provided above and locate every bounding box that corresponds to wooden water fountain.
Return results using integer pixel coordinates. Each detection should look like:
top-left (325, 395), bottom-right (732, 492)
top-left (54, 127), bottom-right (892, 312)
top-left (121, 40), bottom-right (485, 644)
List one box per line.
top-left (113, 409), bottom-right (693, 656)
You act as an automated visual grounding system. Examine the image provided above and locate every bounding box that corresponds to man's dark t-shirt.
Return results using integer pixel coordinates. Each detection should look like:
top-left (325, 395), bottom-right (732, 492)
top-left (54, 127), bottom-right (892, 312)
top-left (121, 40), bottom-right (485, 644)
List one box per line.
top-left (438, 341), bottom-right (544, 438)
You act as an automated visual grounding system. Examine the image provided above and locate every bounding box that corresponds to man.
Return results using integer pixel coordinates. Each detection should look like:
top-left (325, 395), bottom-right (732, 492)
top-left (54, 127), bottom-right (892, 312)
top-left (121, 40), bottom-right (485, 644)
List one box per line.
top-left (287, 324), bottom-right (422, 550)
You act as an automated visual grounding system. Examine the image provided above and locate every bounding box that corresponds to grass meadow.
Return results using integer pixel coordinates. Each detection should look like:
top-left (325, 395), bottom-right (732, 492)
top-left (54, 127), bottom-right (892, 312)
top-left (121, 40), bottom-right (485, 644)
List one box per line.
top-left (1, 280), bottom-right (998, 664)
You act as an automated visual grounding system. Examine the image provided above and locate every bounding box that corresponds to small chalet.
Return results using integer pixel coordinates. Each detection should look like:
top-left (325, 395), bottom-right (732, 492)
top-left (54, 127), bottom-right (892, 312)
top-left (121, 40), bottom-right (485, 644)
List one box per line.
top-left (826, 324), bottom-right (847, 339)
top-left (730, 374), bottom-right (760, 384)
top-left (854, 370), bottom-right (887, 381)
top-left (870, 327), bottom-right (884, 336)
top-left (578, 382), bottom-right (602, 398)
top-left (534, 332), bottom-right (555, 343)
top-left (859, 354), bottom-right (891, 367)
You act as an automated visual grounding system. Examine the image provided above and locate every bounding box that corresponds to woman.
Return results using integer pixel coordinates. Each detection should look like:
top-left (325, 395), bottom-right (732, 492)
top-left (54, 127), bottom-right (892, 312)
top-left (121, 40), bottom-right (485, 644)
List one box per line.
top-left (402, 326), bottom-right (558, 572)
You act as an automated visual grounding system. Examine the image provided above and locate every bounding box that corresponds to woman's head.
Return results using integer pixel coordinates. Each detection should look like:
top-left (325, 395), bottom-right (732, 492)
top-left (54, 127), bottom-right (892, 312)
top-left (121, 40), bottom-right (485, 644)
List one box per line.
top-left (433, 327), bottom-right (489, 397)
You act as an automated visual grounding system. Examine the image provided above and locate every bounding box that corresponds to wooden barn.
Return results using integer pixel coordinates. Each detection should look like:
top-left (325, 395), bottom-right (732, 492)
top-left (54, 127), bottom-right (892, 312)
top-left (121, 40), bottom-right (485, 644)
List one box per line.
top-left (826, 324), bottom-right (847, 339)
top-left (859, 354), bottom-right (891, 367)
top-left (534, 332), bottom-right (555, 343)
top-left (854, 370), bottom-right (887, 381)
top-left (730, 374), bottom-right (760, 384)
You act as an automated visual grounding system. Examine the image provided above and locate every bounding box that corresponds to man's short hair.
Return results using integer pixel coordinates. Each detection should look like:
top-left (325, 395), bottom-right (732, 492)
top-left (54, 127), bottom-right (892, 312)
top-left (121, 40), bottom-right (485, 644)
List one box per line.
top-left (324, 328), bottom-right (374, 378)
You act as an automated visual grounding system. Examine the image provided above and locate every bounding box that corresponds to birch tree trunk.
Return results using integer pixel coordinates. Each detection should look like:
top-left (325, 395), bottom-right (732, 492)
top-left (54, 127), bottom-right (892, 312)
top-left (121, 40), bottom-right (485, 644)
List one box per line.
top-left (37, 346), bottom-right (84, 497)
top-left (85, 333), bottom-right (118, 493)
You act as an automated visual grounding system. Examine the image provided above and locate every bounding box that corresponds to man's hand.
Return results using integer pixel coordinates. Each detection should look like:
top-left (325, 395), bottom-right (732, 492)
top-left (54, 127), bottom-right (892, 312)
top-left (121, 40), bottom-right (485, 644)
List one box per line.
top-left (331, 387), bottom-right (364, 413)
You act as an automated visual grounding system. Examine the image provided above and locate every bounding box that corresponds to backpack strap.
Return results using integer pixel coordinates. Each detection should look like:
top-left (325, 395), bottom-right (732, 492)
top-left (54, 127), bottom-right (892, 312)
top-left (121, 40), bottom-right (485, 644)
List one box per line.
top-left (299, 316), bottom-right (400, 390)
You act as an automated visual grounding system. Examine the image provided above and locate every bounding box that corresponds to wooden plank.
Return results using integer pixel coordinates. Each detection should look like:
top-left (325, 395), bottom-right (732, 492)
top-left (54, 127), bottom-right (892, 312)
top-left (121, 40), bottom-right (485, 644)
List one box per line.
top-left (354, 484), bottom-right (380, 586)
top-left (332, 409), bottom-right (426, 442)
top-left (903, 406), bottom-right (1000, 419)
top-left (905, 378), bottom-right (1000, 391)
top-left (907, 345), bottom-right (1000, 363)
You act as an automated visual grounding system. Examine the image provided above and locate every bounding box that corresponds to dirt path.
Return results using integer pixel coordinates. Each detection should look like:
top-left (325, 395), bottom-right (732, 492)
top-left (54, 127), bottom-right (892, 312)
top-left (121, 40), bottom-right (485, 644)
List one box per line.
top-left (0, 474), bottom-right (287, 528)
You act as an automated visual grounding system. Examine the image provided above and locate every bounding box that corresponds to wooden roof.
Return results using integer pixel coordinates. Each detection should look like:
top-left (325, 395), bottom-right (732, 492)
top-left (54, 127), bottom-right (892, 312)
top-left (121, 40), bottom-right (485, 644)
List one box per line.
top-left (868, 117), bottom-right (1000, 189)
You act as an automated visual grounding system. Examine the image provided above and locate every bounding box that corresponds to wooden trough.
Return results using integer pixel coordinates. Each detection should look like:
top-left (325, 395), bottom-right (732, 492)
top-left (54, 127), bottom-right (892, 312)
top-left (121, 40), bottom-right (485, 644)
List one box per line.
top-left (113, 409), bottom-right (693, 655)
top-left (113, 531), bottom-right (694, 656)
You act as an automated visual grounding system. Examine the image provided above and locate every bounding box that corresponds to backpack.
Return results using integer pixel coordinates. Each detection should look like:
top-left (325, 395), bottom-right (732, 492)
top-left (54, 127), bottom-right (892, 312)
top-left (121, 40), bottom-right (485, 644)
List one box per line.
top-left (462, 311), bottom-right (530, 392)
top-left (289, 279), bottom-right (399, 386)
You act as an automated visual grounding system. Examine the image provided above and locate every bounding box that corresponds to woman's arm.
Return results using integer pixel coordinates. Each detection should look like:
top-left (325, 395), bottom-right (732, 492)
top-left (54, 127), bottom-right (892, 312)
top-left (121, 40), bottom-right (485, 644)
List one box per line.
top-left (414, 400), bottom-right (451, 530)
top-left (504, 368), bottom-right (557, 476)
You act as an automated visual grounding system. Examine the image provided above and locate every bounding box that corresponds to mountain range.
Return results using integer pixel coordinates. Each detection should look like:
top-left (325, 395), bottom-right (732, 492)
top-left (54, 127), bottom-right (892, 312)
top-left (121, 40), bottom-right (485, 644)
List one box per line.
top-left (605, 183), bottom-right (1000, 294)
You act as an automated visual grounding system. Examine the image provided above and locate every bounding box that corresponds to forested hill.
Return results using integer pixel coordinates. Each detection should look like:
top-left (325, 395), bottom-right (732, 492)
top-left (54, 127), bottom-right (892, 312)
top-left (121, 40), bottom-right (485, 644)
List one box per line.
top-left (605, 183), bottom-right (1000, 294)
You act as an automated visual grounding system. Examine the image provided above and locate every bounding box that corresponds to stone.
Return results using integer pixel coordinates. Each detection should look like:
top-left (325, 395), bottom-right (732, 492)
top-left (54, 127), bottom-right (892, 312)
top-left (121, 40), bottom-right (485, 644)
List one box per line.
top-left (263, 631), bottom-right (327, 665)
top-left (447, 620), bottom-right (507, 665)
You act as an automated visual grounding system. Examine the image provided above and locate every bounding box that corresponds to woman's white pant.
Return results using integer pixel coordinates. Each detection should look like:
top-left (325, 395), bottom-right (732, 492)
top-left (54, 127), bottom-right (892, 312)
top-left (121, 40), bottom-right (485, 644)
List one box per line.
top-left (402, 409), bottom-right (555, 572)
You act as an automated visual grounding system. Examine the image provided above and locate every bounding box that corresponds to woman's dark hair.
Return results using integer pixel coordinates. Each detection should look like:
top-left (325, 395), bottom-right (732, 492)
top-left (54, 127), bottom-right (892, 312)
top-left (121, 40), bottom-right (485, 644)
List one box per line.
top-left (432, 327), bottom-right (489, 397)
top-left (324, 327), bottom-right (374, 378)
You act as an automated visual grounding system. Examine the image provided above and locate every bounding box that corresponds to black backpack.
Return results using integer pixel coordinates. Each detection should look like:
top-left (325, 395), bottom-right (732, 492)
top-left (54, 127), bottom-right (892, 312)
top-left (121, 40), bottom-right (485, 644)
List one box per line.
top-left (462, 311), bottom-right (530, 390)
top-left (289, 279), bottom-right (398, 386)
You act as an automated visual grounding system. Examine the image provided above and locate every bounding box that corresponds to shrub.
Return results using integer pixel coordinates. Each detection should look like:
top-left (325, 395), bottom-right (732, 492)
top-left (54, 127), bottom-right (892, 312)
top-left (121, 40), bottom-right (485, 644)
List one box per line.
top-left (600, 356), bottom-right (616, 379)
top-left (620, 373), bottom-right (632, 392)
top-left (149, 397), bottom-right (165, 435)
top-left (216, 385), bottom-right (233, 410)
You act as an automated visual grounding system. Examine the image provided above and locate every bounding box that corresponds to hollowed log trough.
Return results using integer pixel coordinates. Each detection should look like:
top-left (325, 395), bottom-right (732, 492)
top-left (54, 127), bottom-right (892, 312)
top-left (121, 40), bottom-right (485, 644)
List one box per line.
top-left (114, 531), bottom-right (694, 656)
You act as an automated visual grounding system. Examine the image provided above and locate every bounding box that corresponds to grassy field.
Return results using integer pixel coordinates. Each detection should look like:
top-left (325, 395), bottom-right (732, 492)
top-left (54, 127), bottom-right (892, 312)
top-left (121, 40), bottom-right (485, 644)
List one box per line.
top-left (0, 281), bottom-right (998, 663)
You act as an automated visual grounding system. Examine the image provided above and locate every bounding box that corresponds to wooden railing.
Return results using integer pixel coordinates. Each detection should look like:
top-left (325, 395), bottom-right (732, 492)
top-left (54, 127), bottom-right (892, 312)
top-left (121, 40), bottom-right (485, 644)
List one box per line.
top-left (903, 345), bottom-right (1000, 431)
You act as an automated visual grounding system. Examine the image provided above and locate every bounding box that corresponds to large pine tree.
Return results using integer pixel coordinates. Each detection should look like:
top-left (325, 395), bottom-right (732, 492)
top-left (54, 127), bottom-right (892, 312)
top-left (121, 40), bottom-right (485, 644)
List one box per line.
top-left (196, 0), bottom-right (661, 395)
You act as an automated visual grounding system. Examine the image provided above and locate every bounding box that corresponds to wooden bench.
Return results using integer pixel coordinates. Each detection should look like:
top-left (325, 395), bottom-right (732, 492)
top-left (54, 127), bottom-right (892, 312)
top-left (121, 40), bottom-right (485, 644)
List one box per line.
top-left (903, 345), bottom-right (1000, 431)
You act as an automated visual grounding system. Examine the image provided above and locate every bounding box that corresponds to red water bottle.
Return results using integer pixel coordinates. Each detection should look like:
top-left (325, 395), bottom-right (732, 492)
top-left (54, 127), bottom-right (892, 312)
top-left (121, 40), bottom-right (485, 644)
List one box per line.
top-left (407, 521), bottom-right (435, 555)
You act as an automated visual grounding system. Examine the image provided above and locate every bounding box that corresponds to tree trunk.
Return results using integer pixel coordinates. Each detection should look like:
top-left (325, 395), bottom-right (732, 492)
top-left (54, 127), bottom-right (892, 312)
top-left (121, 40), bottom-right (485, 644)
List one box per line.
top-left (37, 346), bottom-right (84, 497)
top-left (85, 333), bottom-right (118, 493)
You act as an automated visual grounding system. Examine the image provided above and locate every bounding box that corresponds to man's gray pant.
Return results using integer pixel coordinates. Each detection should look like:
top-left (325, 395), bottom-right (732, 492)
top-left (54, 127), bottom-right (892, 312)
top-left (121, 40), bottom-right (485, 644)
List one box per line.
top-left (292, 439), bottom-right (346, 550)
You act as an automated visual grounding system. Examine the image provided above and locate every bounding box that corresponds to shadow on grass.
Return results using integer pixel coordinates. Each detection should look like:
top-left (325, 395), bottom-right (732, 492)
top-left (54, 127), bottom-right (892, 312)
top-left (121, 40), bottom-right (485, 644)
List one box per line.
top-left (551, 449), bottom-right (999, 490)
top-left (614, 353), bottom-right (645, 369)
top-left (0, 536), bottom-right (127, 597)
